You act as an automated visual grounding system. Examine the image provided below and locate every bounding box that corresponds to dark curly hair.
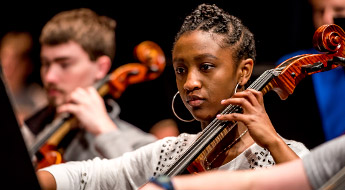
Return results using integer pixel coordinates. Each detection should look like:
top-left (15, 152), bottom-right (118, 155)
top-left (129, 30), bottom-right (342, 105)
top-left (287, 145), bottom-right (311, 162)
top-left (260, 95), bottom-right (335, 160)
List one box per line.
top-left (174, 3), bottom-right (256, 65)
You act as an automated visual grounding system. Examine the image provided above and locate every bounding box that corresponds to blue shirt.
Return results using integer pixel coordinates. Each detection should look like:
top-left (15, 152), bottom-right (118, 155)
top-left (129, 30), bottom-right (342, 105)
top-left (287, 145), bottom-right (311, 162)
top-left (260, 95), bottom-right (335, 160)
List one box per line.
top-left (277, 49), bottom-right (345, 140)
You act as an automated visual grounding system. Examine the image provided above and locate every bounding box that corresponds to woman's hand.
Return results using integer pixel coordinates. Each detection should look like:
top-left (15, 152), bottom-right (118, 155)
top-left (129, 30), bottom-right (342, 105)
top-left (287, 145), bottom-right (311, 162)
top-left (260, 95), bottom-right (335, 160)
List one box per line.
top-left (216, 89), bottom-right (299, 163)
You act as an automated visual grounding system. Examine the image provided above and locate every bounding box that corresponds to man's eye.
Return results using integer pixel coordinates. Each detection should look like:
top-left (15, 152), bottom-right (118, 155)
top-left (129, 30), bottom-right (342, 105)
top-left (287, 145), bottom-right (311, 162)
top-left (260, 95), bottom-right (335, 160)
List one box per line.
top-left (41, 63), bottom-right (51, 70)
top-left (60, 63), bottom-right (70, 69)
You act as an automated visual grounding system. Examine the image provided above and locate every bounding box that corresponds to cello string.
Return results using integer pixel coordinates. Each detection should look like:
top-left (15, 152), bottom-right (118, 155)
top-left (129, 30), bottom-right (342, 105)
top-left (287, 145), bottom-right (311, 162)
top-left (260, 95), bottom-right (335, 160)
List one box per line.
top-left (164, 70), bottom-right (276, 176)
top-left (165, 24), bottom-right (345, 175)
top-left (29, 75), bottom-right (112, 158)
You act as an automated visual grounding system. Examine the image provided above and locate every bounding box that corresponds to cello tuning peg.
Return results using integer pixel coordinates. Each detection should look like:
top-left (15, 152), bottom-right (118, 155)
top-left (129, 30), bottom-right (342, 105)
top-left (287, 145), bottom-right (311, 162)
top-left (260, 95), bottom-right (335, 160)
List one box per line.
top-left (301, 61), bottom-right (325, 74)
top-left (328, 56), bottom-right (345, 67)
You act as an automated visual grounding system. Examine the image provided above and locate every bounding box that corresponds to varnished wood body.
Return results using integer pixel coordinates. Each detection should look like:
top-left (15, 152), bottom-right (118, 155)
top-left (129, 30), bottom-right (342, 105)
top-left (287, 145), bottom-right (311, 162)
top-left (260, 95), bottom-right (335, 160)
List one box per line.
top-left (183, 24), bottom-right (345, 174)
top-left (32, 41), bottom-right (166, 170)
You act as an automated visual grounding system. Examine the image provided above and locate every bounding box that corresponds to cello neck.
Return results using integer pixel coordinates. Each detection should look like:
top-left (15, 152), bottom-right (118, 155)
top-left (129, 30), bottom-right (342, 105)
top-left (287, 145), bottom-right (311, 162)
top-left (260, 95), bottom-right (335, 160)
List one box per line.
top-left (163, 69), bottom-right (277, 176)
top-left (163, 24), bottom-right (345, 176)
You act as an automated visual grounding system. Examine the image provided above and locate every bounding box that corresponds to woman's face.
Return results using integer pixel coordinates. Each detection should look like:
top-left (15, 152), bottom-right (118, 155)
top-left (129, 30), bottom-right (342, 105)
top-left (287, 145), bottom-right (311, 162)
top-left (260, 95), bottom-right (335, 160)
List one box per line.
top-left (172, 30), bottom-right (240, 125)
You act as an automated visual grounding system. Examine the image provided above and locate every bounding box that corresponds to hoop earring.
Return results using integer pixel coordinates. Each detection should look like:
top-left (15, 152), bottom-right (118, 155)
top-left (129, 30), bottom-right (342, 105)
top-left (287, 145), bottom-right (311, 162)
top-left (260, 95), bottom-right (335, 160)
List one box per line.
top-left (234, 82), bottom-right (240, 95)
top-left (172, 91), bottom-right (195, 122)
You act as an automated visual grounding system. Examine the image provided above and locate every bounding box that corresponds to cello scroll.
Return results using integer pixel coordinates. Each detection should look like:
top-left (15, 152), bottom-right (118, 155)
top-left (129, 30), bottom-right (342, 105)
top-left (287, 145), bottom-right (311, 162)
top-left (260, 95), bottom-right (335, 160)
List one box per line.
top-left (162, 24), bottom-right (345, 176)
top-left (99, 40), bottom-right (166, 98)
top-left (32, 41), bottom-right (166, 170)
top-left (261, 24), bottom-right (345, 100)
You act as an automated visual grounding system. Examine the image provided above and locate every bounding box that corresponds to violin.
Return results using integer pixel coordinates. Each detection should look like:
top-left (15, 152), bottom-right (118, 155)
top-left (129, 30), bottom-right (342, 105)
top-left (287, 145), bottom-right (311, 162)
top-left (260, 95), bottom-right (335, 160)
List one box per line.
top-left (29, 41), bottom-right (166, 170)
top-left (162, 24), bottom-right (345, 176)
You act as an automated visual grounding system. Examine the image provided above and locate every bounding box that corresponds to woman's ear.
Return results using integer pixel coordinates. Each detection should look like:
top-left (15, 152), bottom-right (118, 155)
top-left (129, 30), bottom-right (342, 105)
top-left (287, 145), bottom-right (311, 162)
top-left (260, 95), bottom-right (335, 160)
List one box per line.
top-left (95, 55), bottom-right (112, 80)
top-left (238, 58), bottom-right (254, 85)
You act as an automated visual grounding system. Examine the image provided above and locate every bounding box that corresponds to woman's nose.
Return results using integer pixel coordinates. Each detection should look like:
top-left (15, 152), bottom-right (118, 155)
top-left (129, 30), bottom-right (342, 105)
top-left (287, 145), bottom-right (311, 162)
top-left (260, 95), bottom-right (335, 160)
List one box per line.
top-left (183, 70), bottom-right (201, 92)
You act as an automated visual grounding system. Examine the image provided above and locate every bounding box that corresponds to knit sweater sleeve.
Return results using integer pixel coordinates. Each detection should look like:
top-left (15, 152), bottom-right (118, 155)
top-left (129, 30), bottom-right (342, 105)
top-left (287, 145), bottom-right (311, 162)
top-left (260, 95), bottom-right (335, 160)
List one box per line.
top-left (93, 99), bottom-right (157, 159)
top-left (40, 139), bottom-right (162, 190)
top-left (302, 135), bottom-right (345, 189)
top-left (93, 122), bottom-right (157, 159)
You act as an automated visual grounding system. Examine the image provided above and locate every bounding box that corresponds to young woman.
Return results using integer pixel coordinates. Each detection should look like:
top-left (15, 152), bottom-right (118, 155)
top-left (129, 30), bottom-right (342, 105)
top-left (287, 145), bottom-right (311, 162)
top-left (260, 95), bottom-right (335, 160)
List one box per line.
top-left (37, 4), bottom-right (309, 190)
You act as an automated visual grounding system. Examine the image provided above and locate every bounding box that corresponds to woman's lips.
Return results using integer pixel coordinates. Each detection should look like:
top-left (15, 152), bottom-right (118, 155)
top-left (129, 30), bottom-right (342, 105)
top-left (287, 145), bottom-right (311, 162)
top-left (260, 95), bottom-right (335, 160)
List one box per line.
top-left (187, 99), bottom-right (204, 107)
top-left (186, 95), bottom-right (205, 107)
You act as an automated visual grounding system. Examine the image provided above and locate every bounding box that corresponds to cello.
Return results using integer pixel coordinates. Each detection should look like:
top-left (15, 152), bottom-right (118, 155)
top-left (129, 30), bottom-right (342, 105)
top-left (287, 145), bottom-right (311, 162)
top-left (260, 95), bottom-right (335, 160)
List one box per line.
top-left (29, 41), bottom-right (166, 170)
top-left (161, 24), bottom-right (345, 176)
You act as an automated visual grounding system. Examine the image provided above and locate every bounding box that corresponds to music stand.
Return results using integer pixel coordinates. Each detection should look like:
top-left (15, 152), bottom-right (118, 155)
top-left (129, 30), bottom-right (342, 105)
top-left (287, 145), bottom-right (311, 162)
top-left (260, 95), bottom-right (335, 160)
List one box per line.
top-left (0, 65), bottom-right (41, 189)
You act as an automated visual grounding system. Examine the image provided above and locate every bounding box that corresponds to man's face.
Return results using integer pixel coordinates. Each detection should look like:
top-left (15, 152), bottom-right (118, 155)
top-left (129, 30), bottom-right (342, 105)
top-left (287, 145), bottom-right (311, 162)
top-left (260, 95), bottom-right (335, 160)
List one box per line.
top-left (311, 0), bottom-right (345, 29)
top-left (40, 41), bottom-right (100, 106)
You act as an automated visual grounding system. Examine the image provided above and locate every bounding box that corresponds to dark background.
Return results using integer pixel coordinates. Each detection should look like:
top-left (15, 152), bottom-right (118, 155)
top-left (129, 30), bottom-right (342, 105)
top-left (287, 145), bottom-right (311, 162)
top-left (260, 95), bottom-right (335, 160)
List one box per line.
top-left (1, 0), bottom-right (326, 149)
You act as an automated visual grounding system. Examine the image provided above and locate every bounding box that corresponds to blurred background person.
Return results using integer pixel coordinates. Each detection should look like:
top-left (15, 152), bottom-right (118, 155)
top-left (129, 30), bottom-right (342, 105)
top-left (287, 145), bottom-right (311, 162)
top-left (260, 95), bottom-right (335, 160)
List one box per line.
top-left (149, 118), bottom-right (179, 139)
top-left (22, 8), bottom-right (157, 168)
top-left (0, 0), bottom-right (332, 157)
top-left (0, 31), bottom-right (47, 125)
top-left (276, 0), bottom-right (345, 144)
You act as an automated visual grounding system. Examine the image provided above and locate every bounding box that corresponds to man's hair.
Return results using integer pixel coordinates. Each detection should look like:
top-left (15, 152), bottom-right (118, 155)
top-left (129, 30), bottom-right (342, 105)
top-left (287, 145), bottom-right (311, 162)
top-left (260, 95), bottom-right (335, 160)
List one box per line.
top-left (40, 8), bottom-right (116, 61)
top-left (174, 3), bottom-right (256, 65)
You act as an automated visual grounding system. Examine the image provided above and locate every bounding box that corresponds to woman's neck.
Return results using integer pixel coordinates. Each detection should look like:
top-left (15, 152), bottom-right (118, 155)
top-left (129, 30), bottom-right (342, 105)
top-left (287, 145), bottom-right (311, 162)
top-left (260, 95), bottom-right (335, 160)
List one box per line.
top-left (200, 119), bottom-right (212, 130)
top-left (205, 122), bottom-right (254, 169)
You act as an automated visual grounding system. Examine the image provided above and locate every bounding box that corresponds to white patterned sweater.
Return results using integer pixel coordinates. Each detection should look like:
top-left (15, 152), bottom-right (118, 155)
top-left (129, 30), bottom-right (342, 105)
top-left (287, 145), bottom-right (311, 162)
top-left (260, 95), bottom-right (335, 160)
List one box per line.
top-left (41, 133), bottom-right (310, 190)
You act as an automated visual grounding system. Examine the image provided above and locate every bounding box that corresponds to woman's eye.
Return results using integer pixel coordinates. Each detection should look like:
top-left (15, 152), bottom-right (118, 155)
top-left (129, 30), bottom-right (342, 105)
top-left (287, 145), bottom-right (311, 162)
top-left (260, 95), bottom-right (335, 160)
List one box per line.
top-left (200, 64), bottom-right (214, 71)
top-left (175, 67), bottom-right (185, 74)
